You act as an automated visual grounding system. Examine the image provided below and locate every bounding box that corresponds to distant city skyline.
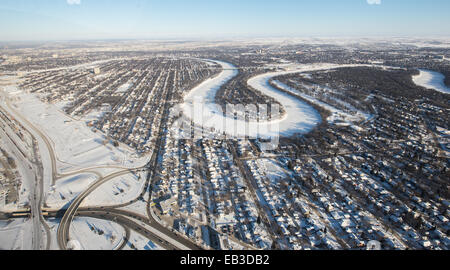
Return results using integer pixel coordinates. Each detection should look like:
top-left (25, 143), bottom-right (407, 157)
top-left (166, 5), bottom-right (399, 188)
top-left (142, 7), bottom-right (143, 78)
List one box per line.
top-left (1, 0), bottom-right (450, 41)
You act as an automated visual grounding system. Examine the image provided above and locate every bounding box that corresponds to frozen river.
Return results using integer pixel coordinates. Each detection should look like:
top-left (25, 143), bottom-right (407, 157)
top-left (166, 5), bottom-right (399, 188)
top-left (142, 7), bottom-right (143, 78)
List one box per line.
top-left (412, 69), bottom-right (450, 94)
top-left (181, 60), bottom-right (321, 139)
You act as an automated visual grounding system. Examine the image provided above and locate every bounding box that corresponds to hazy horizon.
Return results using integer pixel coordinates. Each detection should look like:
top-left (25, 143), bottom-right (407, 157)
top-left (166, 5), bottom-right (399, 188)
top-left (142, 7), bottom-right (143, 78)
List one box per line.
top-left (1, 0), bottom-right (450, 42)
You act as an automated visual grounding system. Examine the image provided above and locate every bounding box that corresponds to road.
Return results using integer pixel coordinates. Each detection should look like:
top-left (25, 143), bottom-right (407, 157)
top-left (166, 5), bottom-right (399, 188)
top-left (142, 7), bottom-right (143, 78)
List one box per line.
top-left (227, 141), bottom-right (282, 247)
top-left (75, 210), bottom-right (177, 250)
top-left (54, 161), bottom-right (198, 250)
top-left (57, 168), bottom-right (137, 249)
top-left (2, 91), bottom-right (58, 185)
top-left (79, 208), bottom-right (200, 250)
top-left (0, 93), bottom-right (52, 250)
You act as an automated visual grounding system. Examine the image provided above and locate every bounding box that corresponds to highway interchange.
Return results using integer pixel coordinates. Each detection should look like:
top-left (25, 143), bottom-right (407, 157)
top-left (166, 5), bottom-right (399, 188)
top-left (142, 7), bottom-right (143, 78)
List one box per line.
top-left (0, 65), bottom-right (203, 250)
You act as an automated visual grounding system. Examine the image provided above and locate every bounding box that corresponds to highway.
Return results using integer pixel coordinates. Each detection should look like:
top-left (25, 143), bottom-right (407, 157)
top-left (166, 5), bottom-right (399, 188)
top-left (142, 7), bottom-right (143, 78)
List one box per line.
top-left (75, 210), bottom-right (177, 250)
top-left (0, 93), bottom-right (52, 250)
top-left (77, 208), bottom-right (201, 250)
top-left (2, 91), bottom-right (58, 185)
top-left (43, 205), bottom-right (199, 250)
top-left (57, 169), bottom-right (137, 249)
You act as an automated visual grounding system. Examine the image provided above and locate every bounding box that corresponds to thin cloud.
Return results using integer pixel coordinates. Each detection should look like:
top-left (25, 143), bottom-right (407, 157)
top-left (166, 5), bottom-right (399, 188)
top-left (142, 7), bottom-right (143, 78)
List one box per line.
top-left (67, 0), bottom-right (81, 5)
top-left (367, 0), bottom-right (381, 5)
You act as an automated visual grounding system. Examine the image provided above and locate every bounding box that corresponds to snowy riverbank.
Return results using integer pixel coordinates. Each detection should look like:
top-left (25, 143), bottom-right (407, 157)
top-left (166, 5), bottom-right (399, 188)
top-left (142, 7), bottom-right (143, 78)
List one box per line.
top-left (413, 69), bottom-right (450, 94)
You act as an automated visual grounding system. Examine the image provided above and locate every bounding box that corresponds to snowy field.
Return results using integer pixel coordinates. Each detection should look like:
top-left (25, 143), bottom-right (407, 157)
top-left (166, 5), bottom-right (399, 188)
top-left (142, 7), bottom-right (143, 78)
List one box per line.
top-left (46, 173), bottom-right (99, 208)
top-left (45, 217), bottom-right (134, 250)
top-left (256, 159), bottom-right (290, 183)
top-left (83, 172), bottom-right (146, 207)
top-left (122, 230), bottom-right (163, 250)
top-left (412, 69), bottom-right (450, 94)
top-left (69, 217), bottom-right (126, 250)
top-left (0, 219), bottom-right (34, 250)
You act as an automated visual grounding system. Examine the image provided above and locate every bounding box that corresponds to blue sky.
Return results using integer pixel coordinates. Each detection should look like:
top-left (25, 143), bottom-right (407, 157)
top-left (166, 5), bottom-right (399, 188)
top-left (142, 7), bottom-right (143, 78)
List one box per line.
top-left (0, 0), bottom-right (449, 41)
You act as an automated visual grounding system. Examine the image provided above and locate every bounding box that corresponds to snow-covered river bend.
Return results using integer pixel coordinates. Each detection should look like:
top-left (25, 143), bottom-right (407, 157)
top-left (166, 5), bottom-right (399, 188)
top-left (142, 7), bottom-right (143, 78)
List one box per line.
top-left (181, 60), bottom-right (373, 138)
top-left (412, 69), bottom-right (450, 94)
top-left (181, 60), bottom-right (322, 138)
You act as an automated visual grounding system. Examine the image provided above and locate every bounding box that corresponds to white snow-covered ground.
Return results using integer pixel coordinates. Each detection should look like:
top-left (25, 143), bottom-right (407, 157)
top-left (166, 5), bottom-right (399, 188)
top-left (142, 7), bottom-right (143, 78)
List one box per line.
top-left (46, 217), bottom-right (132, 251)
top-left (122, 230), bottom-right (163, 250)
top-left (247, 68), bottom-right (323, 137)
top-left (412, 69), bottom-right (450, 94)
top-left (83, 172), bottom-right (145, 207)
top-left (256, 159), bottom-right (290, 183)
top-left (69, 217), bottom-right (126, 250)
top-left (115, 82), bottom-right (133, 93)
top-left (45, 218), bottom-right (62, 250)
top-left (46, 173), bottom-right (99, 209)
top-left (0, 219), bottom-right (34, 250)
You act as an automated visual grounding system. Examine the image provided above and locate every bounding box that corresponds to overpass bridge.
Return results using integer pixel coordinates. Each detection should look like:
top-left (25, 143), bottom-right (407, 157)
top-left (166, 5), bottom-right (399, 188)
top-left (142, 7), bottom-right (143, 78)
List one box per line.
top-left (0, 208), bottom-right (71, 220)
top-left (0, 208), bottom-right (32, 219)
